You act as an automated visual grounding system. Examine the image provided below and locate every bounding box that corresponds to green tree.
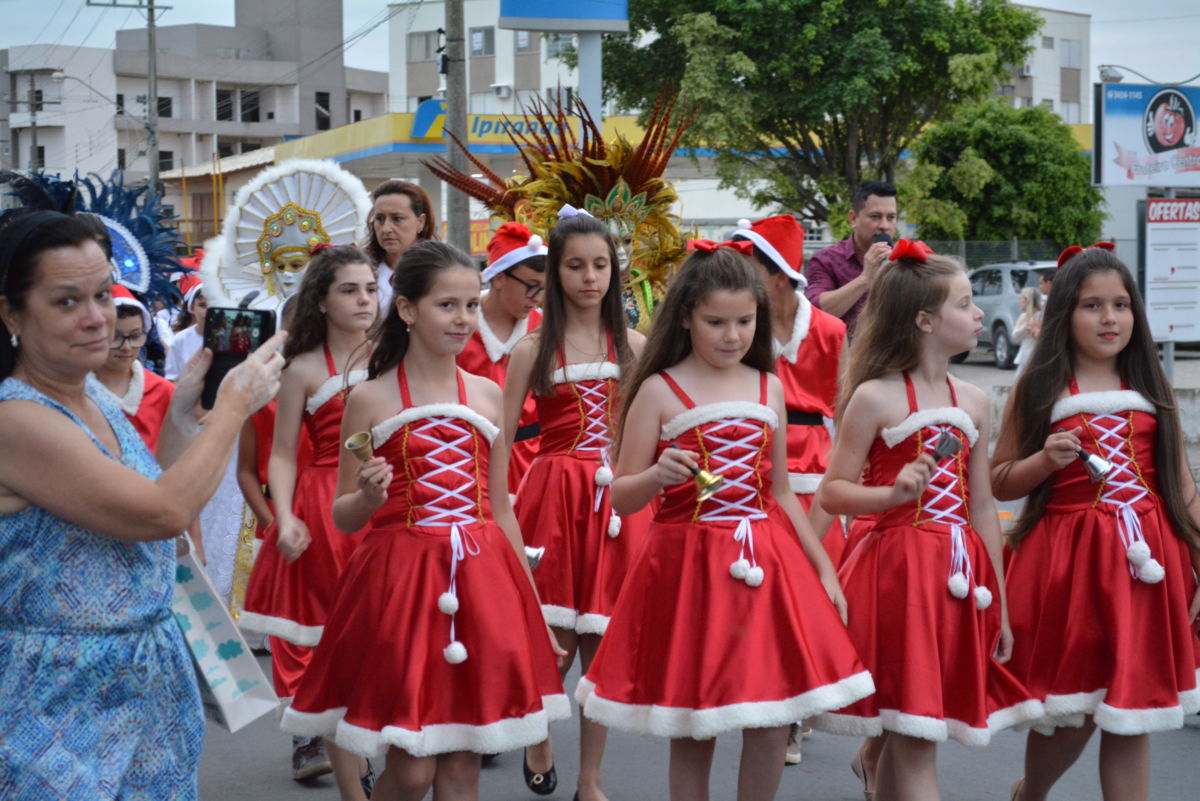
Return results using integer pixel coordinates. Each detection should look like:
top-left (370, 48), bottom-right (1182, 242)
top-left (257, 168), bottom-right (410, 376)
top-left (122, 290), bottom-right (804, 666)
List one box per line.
top-left (600, 0), bottom-right (1040, 223)
top-left (899, 99), bottom-right (1104, 243)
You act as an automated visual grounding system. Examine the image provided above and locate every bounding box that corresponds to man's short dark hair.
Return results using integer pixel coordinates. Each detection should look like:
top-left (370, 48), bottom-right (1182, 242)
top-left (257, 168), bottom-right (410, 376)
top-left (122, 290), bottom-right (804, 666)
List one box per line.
top-left (851, 181), bottom-right (897, 213)
top-left (1039, 269), bottom-right (1055, 285)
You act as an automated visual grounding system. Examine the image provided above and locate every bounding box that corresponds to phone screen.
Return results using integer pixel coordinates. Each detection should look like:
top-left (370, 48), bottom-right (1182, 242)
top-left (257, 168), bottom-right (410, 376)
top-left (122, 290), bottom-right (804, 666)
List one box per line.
top-left (201, 308), bottom-right (276, 409)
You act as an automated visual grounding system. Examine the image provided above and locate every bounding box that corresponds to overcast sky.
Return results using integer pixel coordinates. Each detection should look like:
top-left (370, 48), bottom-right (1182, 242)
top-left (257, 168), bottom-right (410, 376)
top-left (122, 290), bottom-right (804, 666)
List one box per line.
top-left (1, 0), bottom-right (1197, 87)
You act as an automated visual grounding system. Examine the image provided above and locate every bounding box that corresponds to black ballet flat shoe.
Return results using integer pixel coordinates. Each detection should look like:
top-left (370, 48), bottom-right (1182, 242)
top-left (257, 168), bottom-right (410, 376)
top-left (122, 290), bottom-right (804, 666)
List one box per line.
top-left (522, 751), bottom-right (557, 796)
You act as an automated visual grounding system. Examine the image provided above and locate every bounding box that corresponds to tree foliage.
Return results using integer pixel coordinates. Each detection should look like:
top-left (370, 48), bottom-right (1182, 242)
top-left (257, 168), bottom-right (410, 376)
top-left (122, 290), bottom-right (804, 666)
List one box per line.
top-left (600, 0), bottom-right (1040, 222)
top-left (899, 99), bottom-right (1104, 243)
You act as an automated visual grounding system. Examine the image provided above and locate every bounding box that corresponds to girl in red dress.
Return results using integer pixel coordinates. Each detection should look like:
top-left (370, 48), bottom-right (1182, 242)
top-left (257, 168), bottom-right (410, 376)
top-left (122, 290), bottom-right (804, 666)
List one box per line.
top-left (577, 242), bottom-right (873, 801)
top-left (241, 245), bottom-right (378, 799)
top-left (282, 241), bottom-right (567, 801)
top-left (992, 245), bottom-right (1200, 801)
top-left (502, 209), bottom-right (647, 800)
top-left (815, 241), bottom-right (1041, 801)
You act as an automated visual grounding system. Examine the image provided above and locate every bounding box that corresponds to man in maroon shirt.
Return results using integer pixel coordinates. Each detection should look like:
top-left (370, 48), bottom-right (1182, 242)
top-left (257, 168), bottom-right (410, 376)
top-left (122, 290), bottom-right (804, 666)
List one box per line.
top-left (804, 181), bottom-right (898, 333)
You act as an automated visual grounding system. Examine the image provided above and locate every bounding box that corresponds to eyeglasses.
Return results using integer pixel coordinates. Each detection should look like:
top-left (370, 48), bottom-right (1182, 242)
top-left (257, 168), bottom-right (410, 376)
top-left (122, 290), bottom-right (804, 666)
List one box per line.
top-left (506, 272), bottom-right (545, 300)
top-left (111, 331), bottom-right (148, 349)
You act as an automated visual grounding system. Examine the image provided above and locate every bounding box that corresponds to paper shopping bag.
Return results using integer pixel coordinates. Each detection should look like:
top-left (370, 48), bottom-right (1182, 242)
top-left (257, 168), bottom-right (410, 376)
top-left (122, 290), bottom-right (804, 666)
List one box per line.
top-left (172, 540), bottom-right (279, 732)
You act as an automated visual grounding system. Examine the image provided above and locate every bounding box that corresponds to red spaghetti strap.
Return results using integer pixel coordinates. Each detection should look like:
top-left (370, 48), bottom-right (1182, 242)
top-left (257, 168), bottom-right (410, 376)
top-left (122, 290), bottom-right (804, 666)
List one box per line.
top-left (1069, 376), bottom-right (1081, 396)
top-left (759, 371), bottom-right (769, 405)
top-left (322, 343), bottom-right (337, 377)
top-left (605, 329), bottom-right (616, 362)
top-left (454, 368), bottom-right (468, 405)
top-left (946, 376), bottom-right (958, 407)
top-left (658, 371), bottom-right (697, 409)
top-left (903, 372), bottom-right (919, 412)
top-left (397, 362), bottom-right (414, 408)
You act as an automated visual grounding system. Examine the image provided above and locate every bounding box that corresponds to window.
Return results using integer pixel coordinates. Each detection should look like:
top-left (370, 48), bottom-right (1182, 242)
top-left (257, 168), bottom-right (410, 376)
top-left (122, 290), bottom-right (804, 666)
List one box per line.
top-left (515, 30), bottom-right (537, 53)
top-left (240, 90), bottom-right (259, 123)
top-left (1010, 270), bottom-right (1029, 293)
top-left (116, 92), bottom-right (125, 115)
top-left (158, 150), bottom-right (174, 171)
top-left (217, 141), bottom-right (234, 158)
top-left (1060, 39), bottom-right (1082, 69)
top-left (117, 148), bottom-right (126, 170)
top-left (469, 27), bottom-right (494, 57)
top-left (353, 108), bottom-right (362, 123)
top-left (1041, 98), bottom-right (1054, 111)
top-left (1042, 36), bottom-right (1054, 49)
top-left (216, 88), bottom-right (233, 121)
top-left (242, 142), bottom-right (261, 153)
top-left (157, 97), bottom-right (172, 118)
top-left (31, 89), bottom-right (44, 112)
top-left (407, 31), bottom-right (438, 62)
top-left (977, 270), bottom-right (1003, 296)
top-left (545, 33), bottom-right (572, 59)
top-left (32, 145), bottom-right (45, 169)
top-left (1060, 101), bottom-right (1081, 124)
top-left (315, 91), bottom-right (331, 131)
top-left (545, 86), bottom-right (574, 107)
top-left (998, 84), bottom-right (1015, 97)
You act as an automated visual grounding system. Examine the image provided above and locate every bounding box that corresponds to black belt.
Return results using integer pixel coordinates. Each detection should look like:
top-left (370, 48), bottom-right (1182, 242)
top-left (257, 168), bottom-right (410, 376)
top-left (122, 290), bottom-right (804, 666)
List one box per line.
top-left (787, 410), bottom-right (824, 426)
top-left (514, 422), bottom-right (541, 442)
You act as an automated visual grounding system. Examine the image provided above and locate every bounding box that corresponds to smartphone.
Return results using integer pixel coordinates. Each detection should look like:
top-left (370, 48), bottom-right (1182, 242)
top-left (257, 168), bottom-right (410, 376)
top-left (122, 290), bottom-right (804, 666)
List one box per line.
top-left (201, 307), bottom-right (276, 409)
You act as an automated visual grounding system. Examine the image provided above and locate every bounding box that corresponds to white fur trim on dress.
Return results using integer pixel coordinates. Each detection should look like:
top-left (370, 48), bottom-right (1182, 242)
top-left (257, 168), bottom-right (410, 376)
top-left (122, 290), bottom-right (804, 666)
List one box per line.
top-left (788, 472), bottom-right (823, 495)
top-left (372, 403), bottom-right (500, 448)
top-left (236, 611), bottom-right (323, 646)
top-left (772, 290), bottom-right (813, 363)
top-left (812, 697), bottom-right (1045, 747)
top-left (1028, 673), bottom-right (1200, 735)
top-left (1050, 390), bottom-right (1157, 425)
top-left (541, 604), bottom-right (578, 631)
top-left (281, 694), bottom-right (572, 760)
top-left (575, 613), bottom-right (610, 636)
top-left (551, 361), bottom-right (620, 385)
top-left (477, 309), bottom-right (530, 363)
top-left (881, 407), bottom-right (979, 449)
top-left (306, 370), bottom-right (368, 415)
top-left (91, 366), bottom-right (146, 415)
top-left (575, 671), bottom-right (873, 740)
top-left (660, 402), bottom-right (779, 443)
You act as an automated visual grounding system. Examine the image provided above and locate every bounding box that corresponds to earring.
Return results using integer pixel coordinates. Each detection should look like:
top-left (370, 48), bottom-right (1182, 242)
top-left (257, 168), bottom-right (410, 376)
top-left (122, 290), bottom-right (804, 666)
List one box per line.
top-left (9, 334), bottom-right (17, 348)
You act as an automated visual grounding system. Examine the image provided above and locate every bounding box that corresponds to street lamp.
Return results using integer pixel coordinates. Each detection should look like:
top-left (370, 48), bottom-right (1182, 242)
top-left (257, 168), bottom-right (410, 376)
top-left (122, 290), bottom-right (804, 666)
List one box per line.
top-left (1098, 64), bottom-right (1200, 85)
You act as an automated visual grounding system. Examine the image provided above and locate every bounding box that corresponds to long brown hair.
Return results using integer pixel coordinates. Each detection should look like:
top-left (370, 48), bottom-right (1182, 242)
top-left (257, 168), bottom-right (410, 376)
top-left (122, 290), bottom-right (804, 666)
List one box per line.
top-left (282, 246), bottom-right (374, 364)
top-left (366, 240), bottom-right (477, 379)
top-left (837, 253), bottom-right (965, 418)
top-left (528, 214), bottom-right (632, 396)
top-left (616, 247), bottom-right (774, 449)
top-left (998, 247), bottom-right (1199, 552)
top-left (363, 180), bottom-right (437, 265)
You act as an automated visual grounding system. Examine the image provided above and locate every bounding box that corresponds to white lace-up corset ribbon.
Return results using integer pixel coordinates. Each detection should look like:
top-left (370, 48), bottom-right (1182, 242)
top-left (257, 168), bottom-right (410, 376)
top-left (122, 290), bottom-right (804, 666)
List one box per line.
top-left (1053, 388), bottom-right (1162, 584)
top-left (553, 359), bottom-right (622, 536)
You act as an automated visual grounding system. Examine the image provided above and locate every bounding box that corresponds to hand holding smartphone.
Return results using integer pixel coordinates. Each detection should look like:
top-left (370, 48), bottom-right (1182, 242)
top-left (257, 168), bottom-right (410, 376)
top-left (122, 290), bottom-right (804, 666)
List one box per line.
top-left (201, 307), bottom-right (277, 409)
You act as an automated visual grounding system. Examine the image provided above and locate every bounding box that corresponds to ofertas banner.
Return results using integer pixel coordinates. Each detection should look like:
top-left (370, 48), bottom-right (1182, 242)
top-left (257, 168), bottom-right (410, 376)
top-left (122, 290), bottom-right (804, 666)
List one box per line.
top-left (1095, 83), bottom-right (1200, 187)
top-left (1143, 199), bottom-right (1200, 343)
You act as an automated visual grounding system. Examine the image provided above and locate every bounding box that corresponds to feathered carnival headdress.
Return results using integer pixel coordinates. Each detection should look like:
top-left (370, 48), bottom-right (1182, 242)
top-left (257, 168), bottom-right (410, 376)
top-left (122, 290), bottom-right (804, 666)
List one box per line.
top-left (0, 169), bottom-right (183, 306)
top-left (423, 93), bottom-right (696, 331)
top-left (201, 159), bottom-right (372, 312)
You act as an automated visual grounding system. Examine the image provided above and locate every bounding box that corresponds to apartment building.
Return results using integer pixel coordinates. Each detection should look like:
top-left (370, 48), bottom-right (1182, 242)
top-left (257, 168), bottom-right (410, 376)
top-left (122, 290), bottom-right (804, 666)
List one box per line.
top-left (1003, 5), bottom-right (1091, 124)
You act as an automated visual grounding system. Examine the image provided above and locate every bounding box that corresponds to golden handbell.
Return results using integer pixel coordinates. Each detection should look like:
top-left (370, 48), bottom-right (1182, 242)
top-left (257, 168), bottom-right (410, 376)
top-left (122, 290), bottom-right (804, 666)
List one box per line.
top-left (1056, 427), bottom-right (1113, 483)
top-left (524, 546), bottom-right (546, 570)
top-left (692, 467), bottom-right (725, 502)
top-left (344, 431), bottom-right (373, 462)
top-left (931, 431), bottom-right (962, 461)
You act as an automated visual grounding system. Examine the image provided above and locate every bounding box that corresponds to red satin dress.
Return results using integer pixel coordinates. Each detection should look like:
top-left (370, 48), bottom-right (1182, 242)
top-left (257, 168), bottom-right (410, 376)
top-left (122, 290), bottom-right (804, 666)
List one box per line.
top-left (815, 374), bottom-right (1041, 744)
top-left (105, 365), bottom-right (174, 452)
top-left (514, 335), bottom-right (649, 635)
top-left (577, 371), bottom-right (873, 739)
top-left (282, 365), bottom-right (569, 759)
top-left (456, 307), bottom-right (542, 494)
top-left (1006, 381), bottom-right (1200, 734)
top-left (242, 346), bottom-right (368, 653)
top-left (773, 290), bottom-right (848, 563)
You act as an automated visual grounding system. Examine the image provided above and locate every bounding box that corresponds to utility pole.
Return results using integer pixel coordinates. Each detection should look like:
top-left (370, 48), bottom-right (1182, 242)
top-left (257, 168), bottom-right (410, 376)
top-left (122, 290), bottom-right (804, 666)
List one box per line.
top-left (444, 0), bottom-right (470, 253)
top-left (28, 74), bottom-right (39, 169)
top-left (87, 0), bottom-right (170, 190)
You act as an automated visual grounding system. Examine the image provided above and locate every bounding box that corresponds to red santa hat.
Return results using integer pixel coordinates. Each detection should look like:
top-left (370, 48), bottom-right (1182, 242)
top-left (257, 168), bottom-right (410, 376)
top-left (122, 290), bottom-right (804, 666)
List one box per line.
top-left (112, 284), bottom-right (152, 331)
top-left (731, 215), bottom-right (806, 286)
top-left (483, 222), bottom-right (547, 282)
top-left (178, 273), bottom-right (204, 310)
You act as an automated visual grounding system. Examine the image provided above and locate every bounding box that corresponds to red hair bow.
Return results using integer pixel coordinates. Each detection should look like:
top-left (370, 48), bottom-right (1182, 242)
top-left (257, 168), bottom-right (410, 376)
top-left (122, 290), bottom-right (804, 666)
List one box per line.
top-left (687, 238), bottom-right (753, 256)
top-left (1057, 241), bottom-right (1115, 269)
top-left (888, 239), bottom-right (933, 262)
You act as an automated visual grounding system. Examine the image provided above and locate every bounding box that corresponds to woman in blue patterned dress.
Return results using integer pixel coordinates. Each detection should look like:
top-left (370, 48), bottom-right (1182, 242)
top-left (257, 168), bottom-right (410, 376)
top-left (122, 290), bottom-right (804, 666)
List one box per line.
top-left (0, 211), bottom-right (284, 801)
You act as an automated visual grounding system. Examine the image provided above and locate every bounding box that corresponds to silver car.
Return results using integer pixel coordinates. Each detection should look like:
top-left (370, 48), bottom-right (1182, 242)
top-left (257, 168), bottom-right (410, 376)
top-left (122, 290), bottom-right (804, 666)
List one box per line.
top-left (961, 261), bottom-right (1055, 368)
